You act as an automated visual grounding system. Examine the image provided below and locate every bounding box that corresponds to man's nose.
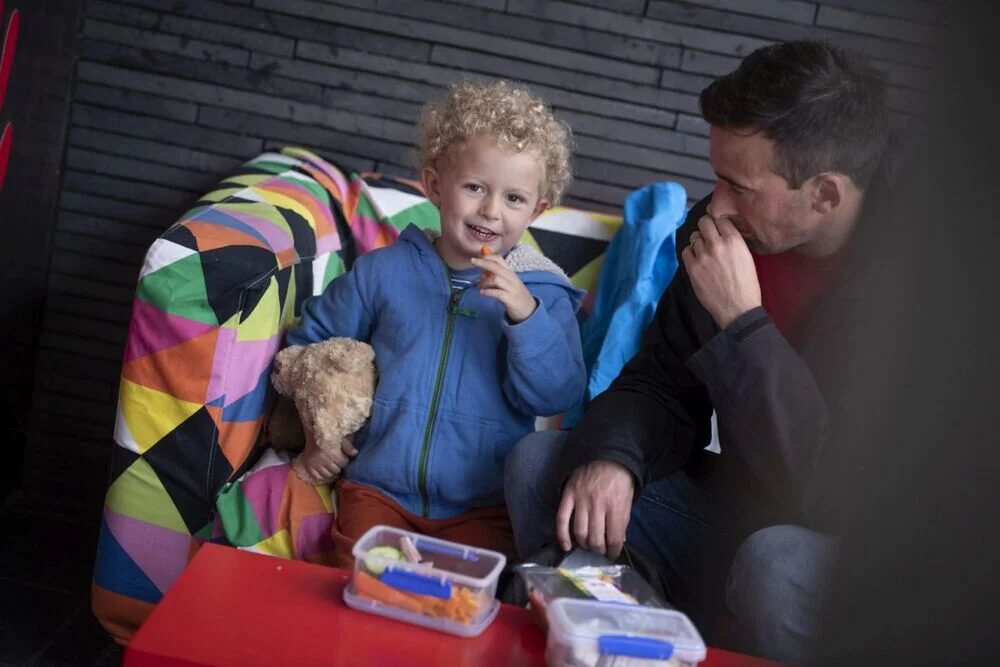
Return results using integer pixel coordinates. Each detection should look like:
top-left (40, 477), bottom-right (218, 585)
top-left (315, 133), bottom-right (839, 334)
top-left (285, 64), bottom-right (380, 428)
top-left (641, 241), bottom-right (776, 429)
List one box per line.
top-left (706, 184), bottom-right (735, 220)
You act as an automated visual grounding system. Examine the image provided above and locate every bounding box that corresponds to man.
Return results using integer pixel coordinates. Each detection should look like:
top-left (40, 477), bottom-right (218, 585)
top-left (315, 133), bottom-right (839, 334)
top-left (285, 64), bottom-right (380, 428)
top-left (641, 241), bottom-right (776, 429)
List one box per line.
top-left (505, 40), bottom-right (895, 663)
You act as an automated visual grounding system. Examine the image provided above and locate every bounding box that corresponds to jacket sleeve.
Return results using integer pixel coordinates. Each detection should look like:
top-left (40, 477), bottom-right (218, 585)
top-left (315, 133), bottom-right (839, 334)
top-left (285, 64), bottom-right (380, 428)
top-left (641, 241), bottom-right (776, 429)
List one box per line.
top-left (555, 263), bottom-right (714, 490)
top-left (685, 306), bottom-right (830, 507)
top-left (501, 289), bottom-right (586, 417)
top-left (556, 209), bottom-right (832, 507)
top-left (285, 262), bottom-right (375, 346)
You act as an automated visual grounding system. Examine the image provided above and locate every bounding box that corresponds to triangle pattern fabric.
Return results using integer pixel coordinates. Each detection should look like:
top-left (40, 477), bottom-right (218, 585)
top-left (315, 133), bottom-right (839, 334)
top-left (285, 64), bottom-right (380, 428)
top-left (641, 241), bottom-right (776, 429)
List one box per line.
top-left (198, 244), bottom-right (277, 325)
top-left (105, 456), bottom-right (190, 534)
top-left (121, 329), bottom-right (219, 405)
top-left (142, 407), bottom-right (233, 534)
top-left (136, 252), bottom-right (218, 326)
top-left (118, 379), bottom-right (204, 454)
top-left (236, 277), bottom-right (281, 340)
top-left (139, 237), bottom-right (198, 280)
top-left (93, 517), bottom-right (163, 604)
top-left (530, 227), bottom-right (611, 278)
top-left (107, 443), bottom-right (141, 487)
top-left (185, 220), bottom-right (272, 254)
top-left (103, 508), bottom-right (195, 595)
top-left (123, 298), bottom-right (218, 364)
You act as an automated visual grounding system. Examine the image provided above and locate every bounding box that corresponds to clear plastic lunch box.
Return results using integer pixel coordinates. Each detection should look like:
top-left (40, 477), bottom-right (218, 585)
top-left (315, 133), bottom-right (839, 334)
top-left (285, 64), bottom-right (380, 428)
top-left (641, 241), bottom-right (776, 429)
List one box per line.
top-left (546, 598), bottom-right (707, 667)
top-left (342, 525), bottom-right (507, 637)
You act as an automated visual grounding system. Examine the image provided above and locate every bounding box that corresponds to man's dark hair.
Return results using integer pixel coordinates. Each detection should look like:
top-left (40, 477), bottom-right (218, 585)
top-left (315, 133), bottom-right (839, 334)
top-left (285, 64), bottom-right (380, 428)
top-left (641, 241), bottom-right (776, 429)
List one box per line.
top-left (700, 40), bottom-right (889, 189)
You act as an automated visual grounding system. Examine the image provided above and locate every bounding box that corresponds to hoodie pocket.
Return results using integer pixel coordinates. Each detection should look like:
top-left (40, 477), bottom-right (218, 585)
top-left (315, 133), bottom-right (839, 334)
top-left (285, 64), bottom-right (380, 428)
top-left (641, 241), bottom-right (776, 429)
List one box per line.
top-left (347, 397), bottom-right (423, 496)
top-left (426, 409), bottom-right (502, 508)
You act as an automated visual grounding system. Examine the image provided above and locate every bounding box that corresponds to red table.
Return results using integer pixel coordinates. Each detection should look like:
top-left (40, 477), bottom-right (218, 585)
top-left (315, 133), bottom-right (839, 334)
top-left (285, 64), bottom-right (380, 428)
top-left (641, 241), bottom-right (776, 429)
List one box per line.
top-left (125, 543), bottom-right (780, 667)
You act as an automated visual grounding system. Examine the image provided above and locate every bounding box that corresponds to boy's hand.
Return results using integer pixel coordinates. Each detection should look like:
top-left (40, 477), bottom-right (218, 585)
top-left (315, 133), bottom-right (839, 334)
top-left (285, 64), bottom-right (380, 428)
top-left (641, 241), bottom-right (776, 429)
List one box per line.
top-left (294, 423), bottom-right (358, 484)
top-left (471, 254), bottom-right (537, 323)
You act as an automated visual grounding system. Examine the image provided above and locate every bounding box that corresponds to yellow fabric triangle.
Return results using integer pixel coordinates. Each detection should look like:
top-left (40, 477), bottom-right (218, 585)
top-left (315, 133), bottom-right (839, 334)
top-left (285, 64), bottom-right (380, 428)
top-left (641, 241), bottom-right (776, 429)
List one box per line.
top-left (250, 187), bottom-right (317, 231)
top-left (220, 202), bottom-right (295, 235)
top-left (119, 379), bottom-right (203, 454)
top-left (201, 187), bottom-right (244, 204)
top-left (280, 266), bottom-right (298, 328)
top-left (253, 529), bottom-right (295, 559)
top-left (571, 253), bottom-right (607, 293)
top-left (105, 457), bottom-right (190, 534)
top-left (224, 174), bottom-right (275, 187)
top-left (220, 311), bottom-right (241, 331)
top-left (519, 229), bottom-right (541, 252)
top-left (237, 276), bottom-right (281, 341)
top-left (315, 483), bottom-right (335, 514)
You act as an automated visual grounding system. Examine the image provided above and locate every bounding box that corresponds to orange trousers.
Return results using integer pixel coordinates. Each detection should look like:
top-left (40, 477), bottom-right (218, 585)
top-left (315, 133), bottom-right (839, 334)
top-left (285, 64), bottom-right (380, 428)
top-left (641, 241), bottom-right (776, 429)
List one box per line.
top-left (332, 480), bottom-right (515, 568)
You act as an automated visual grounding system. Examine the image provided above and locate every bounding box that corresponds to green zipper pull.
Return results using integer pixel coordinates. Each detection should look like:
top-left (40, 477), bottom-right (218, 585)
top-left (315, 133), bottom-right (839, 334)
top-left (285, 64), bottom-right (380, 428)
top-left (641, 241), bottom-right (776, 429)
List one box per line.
top-left (448, 288), bottom-right (479, 318)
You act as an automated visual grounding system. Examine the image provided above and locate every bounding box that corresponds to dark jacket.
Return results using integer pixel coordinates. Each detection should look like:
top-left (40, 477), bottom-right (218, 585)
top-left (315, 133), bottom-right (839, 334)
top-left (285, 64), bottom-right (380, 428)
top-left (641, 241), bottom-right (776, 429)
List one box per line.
top-left (556, 137), bottom-right (904, 532)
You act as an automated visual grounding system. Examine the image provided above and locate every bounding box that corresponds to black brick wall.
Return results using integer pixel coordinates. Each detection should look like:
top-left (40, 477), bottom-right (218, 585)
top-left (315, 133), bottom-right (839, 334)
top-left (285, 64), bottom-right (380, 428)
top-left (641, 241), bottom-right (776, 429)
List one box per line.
top-left (7, 0), bottom-right (940, 515)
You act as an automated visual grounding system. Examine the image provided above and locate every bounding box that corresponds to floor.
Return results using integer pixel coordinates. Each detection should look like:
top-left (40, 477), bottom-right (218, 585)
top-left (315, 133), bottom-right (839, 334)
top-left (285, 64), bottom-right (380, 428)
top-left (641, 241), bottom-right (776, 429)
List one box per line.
top-left (1, 456), bottom-right (123, 666)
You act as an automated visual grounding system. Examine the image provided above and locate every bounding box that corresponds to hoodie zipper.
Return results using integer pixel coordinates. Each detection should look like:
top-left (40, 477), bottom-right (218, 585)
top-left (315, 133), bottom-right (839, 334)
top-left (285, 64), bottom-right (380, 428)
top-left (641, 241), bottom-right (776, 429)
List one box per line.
top-left (416, 269), bottom-right (470, 518)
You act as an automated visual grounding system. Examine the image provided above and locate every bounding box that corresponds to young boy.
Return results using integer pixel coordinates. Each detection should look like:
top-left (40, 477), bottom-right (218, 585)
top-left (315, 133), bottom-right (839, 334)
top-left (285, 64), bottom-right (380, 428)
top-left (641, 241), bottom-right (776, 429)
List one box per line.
top-left (285, 80), bottom-right (585, 565)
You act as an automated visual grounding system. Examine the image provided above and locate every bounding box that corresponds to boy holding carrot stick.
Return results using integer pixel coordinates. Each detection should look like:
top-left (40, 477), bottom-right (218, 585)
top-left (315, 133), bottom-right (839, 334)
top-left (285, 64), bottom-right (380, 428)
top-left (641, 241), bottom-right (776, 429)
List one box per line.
top-left (286, 80), bottom-right (586, 566)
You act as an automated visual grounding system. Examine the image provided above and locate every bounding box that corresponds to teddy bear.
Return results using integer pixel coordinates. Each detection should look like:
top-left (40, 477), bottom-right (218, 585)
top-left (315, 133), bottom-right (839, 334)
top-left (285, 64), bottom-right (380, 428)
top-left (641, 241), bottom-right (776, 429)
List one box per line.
top-left (268, 337), bottom-right (378, 485)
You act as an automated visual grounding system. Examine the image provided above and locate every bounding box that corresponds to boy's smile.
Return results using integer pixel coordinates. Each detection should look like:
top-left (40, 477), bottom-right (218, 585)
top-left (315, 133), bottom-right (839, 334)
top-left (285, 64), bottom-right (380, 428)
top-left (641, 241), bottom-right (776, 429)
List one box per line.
top-left (422, 133), bottom-right (548, 269)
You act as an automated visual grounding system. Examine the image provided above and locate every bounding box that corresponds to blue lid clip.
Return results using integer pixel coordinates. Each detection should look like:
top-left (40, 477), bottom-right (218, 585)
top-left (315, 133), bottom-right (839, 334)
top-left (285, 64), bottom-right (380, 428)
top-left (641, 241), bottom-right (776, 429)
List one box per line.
top-left (598, 635), bottom-right (674, 660)
top-left (381, 567), bottom-right (453, 600)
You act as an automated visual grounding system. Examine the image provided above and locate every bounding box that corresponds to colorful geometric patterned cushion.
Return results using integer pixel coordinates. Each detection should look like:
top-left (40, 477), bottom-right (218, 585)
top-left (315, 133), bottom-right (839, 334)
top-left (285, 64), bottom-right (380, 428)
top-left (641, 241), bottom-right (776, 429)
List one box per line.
top-left (92, 147), bottom-right (623, 643)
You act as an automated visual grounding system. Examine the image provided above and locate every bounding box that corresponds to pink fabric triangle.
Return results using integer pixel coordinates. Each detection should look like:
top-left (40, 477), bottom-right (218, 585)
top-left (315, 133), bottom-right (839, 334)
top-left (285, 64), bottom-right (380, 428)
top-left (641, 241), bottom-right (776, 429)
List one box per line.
top-left (124, 297), bottom-right (218, 363)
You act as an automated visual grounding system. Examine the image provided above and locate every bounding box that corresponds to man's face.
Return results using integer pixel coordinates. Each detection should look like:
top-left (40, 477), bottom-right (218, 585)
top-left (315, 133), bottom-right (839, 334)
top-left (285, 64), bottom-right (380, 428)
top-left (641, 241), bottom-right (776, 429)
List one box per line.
top-left (706, 125), bottom-right (817, 255)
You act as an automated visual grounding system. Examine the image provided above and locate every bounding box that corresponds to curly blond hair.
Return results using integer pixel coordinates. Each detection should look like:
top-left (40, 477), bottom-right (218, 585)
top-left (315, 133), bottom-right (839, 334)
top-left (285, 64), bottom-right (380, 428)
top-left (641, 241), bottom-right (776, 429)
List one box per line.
top-left (418, 80), bottom-right (572, 205)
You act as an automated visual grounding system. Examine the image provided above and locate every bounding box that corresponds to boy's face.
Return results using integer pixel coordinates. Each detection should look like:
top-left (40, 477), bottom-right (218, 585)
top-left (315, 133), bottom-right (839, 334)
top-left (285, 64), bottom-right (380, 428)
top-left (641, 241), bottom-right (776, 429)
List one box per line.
top-left (422, 134), bottom-right (548, 269)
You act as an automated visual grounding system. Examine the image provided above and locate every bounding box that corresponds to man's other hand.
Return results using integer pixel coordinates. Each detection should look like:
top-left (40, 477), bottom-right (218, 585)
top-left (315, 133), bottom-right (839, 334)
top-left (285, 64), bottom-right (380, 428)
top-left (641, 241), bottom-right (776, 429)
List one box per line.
top-left (682, 215), bottom-right (761, 329)
top-left (556, 460), bottom-right (635, 559)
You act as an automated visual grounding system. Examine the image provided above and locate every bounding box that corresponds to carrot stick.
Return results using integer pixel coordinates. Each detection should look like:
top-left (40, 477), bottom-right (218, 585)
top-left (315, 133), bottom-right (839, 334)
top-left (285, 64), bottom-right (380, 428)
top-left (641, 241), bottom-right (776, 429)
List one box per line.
top-left (354, 571), bottom-right (424, 614)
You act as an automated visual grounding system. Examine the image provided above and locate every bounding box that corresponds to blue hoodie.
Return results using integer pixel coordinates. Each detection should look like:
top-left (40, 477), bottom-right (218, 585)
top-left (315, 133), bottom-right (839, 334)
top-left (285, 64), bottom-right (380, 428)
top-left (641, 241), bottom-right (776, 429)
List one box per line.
top-left (287, 224), bottom-right (586, 519)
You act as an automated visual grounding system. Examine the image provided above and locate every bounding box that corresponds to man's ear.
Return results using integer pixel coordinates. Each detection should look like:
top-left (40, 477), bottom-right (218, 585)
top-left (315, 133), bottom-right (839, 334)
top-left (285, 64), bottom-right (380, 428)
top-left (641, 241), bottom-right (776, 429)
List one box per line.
top-left (420, 165), bottom-right (443, 207)
top-left (810, 173), bottom-right (847, 215)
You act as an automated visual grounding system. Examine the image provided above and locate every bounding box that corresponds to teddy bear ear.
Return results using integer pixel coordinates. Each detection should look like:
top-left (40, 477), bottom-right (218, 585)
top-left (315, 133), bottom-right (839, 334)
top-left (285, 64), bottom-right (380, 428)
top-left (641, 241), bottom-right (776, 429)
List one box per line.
top-left (342, 339), bottom-right (376, 373)
top-left (272, 345), bottom-right (305, 395)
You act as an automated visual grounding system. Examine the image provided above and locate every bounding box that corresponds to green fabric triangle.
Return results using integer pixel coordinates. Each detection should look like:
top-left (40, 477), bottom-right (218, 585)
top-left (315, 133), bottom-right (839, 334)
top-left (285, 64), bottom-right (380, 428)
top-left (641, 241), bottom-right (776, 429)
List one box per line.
top-left (322, 252), bottom-right (346, 290)
top-left (200, 187), bottom-right (245, 204)
top-left (193, 522), bottom-right (216, 541)
top-left (137, 254), bottom-right (219, 326)
top-left (570, 252), bottom-right (606, 293)
top-left (355, 194), bottom-right (379, 221)
top-left (237, 276), bottom-right (281, 341)
top-left (105, 457), bottom-right (190, 534)
top-left (386, 200), bottom-right (440, 233)
top-left (215, 481), bottom-right (267, 547)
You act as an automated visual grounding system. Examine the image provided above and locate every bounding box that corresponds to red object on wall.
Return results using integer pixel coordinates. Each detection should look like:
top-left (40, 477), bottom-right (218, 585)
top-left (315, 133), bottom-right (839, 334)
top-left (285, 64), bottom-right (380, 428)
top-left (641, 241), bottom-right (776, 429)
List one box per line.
top-left (0, 122), bottom-right (11, 190)
top-left (0, 5), bottom-right (16, 192)
top-left (0, 8), bottom-right (18, 111)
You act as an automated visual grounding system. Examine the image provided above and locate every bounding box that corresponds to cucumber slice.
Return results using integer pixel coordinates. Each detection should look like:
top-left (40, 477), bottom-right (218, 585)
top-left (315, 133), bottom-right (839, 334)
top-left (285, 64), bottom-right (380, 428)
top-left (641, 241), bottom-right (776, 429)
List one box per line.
top-left (363, 546), bottom-right (404, 576)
